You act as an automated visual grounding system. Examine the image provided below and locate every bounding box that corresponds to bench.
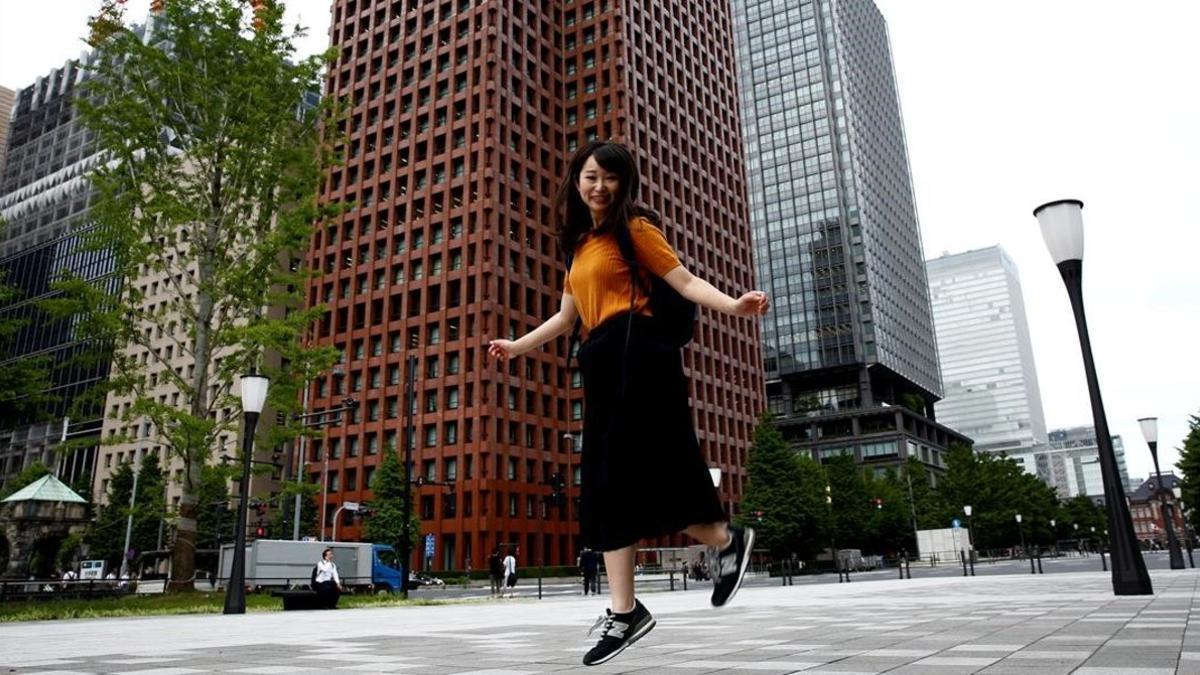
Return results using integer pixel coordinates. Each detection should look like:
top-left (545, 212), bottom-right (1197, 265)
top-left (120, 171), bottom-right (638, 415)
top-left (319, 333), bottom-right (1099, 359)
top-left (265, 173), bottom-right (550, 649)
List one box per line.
top-left (271, 589), bottom-right (338, 610)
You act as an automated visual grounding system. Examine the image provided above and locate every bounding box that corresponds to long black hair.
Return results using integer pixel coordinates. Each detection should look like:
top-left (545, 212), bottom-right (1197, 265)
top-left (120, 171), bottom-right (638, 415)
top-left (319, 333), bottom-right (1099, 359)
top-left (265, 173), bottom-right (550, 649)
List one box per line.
top-left (554, 140), bottom-right (657, 267)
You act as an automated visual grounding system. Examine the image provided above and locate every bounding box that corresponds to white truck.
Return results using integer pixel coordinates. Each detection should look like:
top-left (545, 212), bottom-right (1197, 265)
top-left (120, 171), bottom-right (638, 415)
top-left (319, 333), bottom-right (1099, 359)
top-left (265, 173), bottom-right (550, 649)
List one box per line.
top-left (217, 539), bottom-right (406, 594)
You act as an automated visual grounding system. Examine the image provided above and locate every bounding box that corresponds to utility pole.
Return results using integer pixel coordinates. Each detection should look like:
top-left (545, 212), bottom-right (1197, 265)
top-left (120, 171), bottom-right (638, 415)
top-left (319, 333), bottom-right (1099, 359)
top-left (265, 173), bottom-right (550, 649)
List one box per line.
top-left (399, 353), bottom-right (416, 599)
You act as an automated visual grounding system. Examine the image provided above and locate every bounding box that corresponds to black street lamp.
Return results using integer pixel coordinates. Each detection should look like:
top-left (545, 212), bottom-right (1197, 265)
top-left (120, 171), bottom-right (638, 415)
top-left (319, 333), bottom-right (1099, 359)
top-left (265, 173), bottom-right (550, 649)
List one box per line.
top-left (224, 373), bottom-right (270, 615)
top-left (964, 505), bottom-right (975, 559)
top-left (1138, 416), bottom-right (1184, 569)
top-left (1034, 199), bottom-right (1152, 595)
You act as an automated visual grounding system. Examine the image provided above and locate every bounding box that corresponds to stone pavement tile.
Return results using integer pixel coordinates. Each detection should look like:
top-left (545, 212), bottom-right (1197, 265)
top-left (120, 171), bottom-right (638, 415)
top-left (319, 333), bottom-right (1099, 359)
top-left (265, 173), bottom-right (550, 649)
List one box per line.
top-left (1075, 662), bottom-right (1176, 667)
top-left (1103, 638), bottom-right (1182, 646)
top-left (978, 667), bottom-right (1075, 675)
top-left (1003, 649), bottom-right (1092, 660)
top-left (912, 655), bottom-right (1002, 667)
top-left (7, 667), bottom-right (97, 672)
top-left (1073, 669), bottom-right (1176, 675)
top-left (112, 662), bottom-right (206, 667)
top-left (111, 669), bottom-right (206, 675)
top-left (945, 644), bottom-right (1025, 653)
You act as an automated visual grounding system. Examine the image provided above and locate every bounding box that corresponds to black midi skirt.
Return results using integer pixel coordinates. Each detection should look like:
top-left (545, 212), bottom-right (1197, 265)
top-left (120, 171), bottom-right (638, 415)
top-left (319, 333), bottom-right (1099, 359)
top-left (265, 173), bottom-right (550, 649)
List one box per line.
top-left (576, 312), bottom-right (726, 552)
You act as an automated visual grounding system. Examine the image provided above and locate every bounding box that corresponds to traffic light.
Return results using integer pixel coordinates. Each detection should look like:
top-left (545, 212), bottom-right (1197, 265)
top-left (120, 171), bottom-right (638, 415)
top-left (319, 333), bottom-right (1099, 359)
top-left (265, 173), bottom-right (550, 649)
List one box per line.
top-left (754, 510), bottom-right (764, 522)
top-left (255, 526), bottom-right (265, 537)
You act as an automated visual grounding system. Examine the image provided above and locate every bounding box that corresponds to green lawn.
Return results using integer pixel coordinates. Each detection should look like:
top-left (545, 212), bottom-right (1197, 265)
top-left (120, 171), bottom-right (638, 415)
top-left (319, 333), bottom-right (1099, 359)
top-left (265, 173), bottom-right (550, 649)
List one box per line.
top-left (0, 592), bottom-right (448, 622)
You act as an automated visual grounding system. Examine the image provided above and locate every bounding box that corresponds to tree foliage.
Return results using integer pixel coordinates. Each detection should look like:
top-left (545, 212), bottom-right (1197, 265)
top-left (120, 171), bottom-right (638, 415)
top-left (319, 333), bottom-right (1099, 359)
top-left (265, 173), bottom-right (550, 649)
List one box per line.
top-left (362, 450), bottom-right (420, 562)
top-left (86, 453), bottom-right (166, 570)
top-left (1176, 412), bottom-right (1200, 531)
top-left (737, 413), bottom-right (828, 557)
top-left (67, 0), bottom-right (341, 589)
top-left (0, 461), bottom-right (53, 501)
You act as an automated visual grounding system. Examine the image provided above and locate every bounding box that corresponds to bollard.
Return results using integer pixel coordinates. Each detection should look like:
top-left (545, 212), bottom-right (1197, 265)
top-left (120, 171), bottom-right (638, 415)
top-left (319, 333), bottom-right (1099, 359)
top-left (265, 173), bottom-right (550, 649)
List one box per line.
top-left (899, 557), bottom-right (905, 580)
top-left (961, 549), bottom-right (968, 577)
top-left (669, 571), bottom-right (675, 592)
top-left (905, 555), bottom-right (912, 579)
top-left (1101, 549), bottom-right (1108, 572)
top-left (682, 568), bottom-right (688, 591)
top-left (538, 575), bottom-right (543, 600)
top-left (1036, 555), bottom-right (1044, 574)
top-left (1188, 541), bottom-right (1195, 569)
top-left (1029, 555), bottom-right (1036, 574)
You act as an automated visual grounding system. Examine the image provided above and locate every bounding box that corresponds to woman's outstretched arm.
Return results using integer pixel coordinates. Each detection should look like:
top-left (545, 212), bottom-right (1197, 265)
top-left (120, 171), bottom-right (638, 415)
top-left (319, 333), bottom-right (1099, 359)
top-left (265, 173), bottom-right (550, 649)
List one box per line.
top-left (487, 292), bottom-right (579, 362)
top-left (662, 266), bottom-right (769, 318)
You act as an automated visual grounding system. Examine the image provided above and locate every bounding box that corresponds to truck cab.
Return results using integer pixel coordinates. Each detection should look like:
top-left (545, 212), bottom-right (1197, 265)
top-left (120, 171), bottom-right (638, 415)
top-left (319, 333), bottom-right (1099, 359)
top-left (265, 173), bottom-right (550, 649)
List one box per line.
top-left (371, 544), bottom-right (406, 594)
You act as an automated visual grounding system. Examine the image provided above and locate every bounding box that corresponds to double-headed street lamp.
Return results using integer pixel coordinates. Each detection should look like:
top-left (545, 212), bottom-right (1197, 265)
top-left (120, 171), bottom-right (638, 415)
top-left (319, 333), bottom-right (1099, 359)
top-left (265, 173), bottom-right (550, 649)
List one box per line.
top-left (223, 373), bottom-right (270, 615)
top-left (1138, 416), bottom-right (1184, 569)
top-left (1034, 199), bottom-right (1152, 595)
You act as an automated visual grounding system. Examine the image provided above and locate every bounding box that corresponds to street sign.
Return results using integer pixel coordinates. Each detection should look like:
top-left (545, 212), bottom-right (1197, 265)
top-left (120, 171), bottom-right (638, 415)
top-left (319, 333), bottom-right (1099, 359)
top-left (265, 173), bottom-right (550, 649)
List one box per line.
top-left (343, 501), bottom-right (360, 511)
top-left (424, 533), bottom-right (435, 558)
top-left (952, 519), bottom-right (961, 529)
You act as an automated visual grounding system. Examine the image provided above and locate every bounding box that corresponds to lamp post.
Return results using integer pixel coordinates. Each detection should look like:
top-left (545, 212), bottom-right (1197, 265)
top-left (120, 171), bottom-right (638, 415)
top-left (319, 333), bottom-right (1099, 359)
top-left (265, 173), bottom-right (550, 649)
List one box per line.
top-left (1138, 417), bottom-right (1184, 569)
top-left (1050, 518), bottom-right (1058, 557)
top-left (1015, 513), bottom-right (1026, 559)
top-left (224, 373), bottom-right (269, 615)
top-left (1034, 199), bottom-right (1152, 595)
top-left (963, 505), bottom-right (975, 559)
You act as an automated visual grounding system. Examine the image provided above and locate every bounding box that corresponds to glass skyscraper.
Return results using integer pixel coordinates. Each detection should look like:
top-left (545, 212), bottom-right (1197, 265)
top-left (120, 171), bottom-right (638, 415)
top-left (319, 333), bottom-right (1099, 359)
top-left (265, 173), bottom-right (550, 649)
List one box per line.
top-left (733, 0), bottom-right (961, 472)
top-left (926, 246), bottom-right (1047, 455)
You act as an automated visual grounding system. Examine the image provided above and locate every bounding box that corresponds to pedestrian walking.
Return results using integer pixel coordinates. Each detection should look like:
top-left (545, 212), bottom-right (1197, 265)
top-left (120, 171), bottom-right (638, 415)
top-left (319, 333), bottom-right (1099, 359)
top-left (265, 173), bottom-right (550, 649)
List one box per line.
top-left (312, 548), bottom-right (343, 609)
top-left (502, 550), bottom-right (518, 598)
top-left (487, 140), bottom-right (766, 666)
top-left (488, 548), bottom-right (503, 598)
top-left (580, 548), bottom-right (600, 596)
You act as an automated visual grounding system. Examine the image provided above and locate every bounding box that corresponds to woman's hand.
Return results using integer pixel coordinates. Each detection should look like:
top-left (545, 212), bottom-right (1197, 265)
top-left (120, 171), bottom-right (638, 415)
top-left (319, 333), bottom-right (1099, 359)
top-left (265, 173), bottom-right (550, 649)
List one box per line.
top-left (487, 338), bottom-right (521, 363)
top-left (731, 290), bottom-right (770, 317)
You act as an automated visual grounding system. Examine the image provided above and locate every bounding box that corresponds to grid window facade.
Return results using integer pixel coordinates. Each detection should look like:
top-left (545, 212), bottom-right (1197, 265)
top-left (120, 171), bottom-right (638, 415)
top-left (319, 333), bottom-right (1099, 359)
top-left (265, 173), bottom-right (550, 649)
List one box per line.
top-left (311, 0), bottom-right (762, 570)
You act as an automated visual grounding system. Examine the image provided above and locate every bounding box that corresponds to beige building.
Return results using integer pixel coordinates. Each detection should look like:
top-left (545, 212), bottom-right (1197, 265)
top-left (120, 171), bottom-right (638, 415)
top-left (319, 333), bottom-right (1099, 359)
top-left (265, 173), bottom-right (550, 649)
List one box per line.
top-left (0, 85), bottom-right (14, 175)
top-left (92, 257), bottom-right (281, 526)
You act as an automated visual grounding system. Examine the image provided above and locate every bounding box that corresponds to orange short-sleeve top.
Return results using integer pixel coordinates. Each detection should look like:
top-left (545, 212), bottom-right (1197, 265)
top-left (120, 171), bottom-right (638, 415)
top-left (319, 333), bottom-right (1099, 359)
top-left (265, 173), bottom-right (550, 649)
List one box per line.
top-left (563, 217), bottom-right (683, 332)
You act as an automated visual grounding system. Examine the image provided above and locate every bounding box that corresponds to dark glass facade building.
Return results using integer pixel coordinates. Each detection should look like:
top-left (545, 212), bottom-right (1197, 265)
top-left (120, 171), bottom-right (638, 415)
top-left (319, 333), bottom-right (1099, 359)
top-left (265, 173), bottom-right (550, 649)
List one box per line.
top-left (0, 54), bottom-right (113, 489)
top-left (309, 0), bottom-right (762, 571)
top-left (734, 0), bottom-right (966, 474)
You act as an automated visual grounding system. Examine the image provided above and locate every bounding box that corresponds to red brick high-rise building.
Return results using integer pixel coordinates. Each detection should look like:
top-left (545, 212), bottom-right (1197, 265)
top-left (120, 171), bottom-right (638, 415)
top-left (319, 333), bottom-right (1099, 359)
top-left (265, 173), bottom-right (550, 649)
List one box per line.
top-left (308, 0), bottom-right (762, 572)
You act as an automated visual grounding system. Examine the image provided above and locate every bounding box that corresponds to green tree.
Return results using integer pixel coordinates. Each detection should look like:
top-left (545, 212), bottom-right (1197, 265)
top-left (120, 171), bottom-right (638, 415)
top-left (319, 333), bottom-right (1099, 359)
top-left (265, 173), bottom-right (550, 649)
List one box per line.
top-left (0, 461), bottom-right (52, 501)
top-left (65, 0), bottom-right (340, 590)
top-left (865, 467), bottom-right (914, 554)
top-left (271, 473), bottom-right (318, 540)
top-left (1059, 495), bottom-right (1108, 546)
top-left (931, 444), bottom-right (1058, 551)
top-left (195, 465), bottom-right (233, 551)
top-left (362, 451), bottom-right (420, 563)
top-left (1175, 412), bottom-right (1200, 531)
top-left (824, 455), bottom-right (872, 552)
top-left (86, 453), bottom-right (166, 570)
top-left (737, 413), bottom-right (828, 557)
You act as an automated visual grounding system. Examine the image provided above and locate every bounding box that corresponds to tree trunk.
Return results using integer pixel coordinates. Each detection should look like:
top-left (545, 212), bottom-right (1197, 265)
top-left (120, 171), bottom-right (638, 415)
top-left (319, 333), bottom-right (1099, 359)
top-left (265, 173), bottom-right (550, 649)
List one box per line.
top-left (169, 164), bottom-right (222, 592)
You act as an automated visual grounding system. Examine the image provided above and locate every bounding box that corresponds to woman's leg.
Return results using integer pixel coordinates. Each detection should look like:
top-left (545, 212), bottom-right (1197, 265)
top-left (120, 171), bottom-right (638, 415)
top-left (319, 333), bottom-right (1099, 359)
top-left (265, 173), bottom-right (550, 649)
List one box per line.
top-left (685, 522), bottom-right (733, 549)
top-left (603, 545), bottom-right (637, 613)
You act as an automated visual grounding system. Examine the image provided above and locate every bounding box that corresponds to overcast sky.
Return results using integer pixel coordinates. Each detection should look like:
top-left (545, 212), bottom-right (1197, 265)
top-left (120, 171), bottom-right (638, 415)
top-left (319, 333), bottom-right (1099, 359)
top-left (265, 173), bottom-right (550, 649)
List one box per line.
top-left (2, 1), bottom-right (1197, 482)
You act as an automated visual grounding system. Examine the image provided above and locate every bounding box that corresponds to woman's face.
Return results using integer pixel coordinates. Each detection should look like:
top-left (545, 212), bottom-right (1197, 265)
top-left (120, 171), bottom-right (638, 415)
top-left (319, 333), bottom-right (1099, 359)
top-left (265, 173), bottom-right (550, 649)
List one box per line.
top-left (576, 155), bottom-right (621, 224)
top-left (323, 550), bottom-right (332, 561)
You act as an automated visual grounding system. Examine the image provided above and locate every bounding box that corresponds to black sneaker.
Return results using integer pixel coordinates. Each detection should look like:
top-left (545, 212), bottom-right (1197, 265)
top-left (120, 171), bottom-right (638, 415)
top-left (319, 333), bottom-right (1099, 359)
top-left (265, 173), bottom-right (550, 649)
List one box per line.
top-left (582, 598), bottom-right (656, 666)
top-left (710, 526), bottom-right (755, 607)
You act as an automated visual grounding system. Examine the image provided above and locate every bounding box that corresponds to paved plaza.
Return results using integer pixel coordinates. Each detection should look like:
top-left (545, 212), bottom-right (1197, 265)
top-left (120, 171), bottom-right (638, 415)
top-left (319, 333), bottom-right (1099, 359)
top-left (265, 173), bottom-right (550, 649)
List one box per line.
top-left (4, 568), bottom-right (1200, 674)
